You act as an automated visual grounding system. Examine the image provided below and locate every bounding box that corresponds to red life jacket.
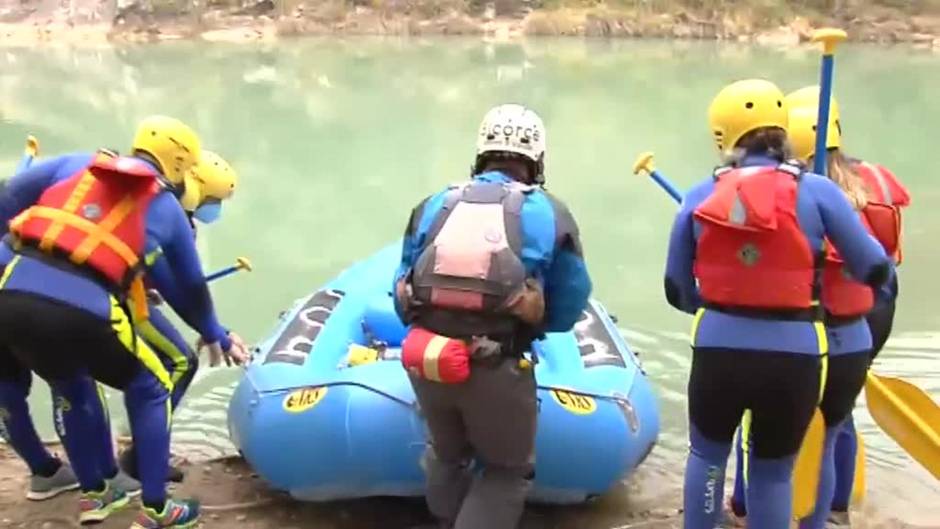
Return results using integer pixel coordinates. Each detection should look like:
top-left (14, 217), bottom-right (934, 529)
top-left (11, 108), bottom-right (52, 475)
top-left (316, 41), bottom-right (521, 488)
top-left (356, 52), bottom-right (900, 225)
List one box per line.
top-left (856, 161), bottom-right (910, 208)
top-left (9, 153), bottom-right (161, 315)
top-left (856, 161), bottom-right (909, 264)
top-left (693, 163), bottom-right (820, 313)
top-left (821, 161), bottom-right (907, 317)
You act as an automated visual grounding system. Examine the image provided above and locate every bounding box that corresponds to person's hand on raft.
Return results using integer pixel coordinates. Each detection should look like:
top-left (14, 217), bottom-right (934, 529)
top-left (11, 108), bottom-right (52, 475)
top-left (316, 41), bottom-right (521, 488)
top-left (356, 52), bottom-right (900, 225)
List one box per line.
top-left (197, 332), bottom-right (250, 367)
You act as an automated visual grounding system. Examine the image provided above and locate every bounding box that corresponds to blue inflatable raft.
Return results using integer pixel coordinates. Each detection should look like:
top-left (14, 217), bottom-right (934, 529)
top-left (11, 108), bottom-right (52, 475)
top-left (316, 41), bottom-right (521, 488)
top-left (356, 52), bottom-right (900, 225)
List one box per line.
top-left (227, 243), bottom-right (660, 504)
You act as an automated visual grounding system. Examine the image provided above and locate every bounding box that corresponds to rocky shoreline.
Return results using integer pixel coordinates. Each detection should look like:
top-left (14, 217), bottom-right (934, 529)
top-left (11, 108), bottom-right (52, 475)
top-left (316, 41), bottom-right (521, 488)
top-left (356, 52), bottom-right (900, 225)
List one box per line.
top-left (0, 1), bottom-right (939, 48)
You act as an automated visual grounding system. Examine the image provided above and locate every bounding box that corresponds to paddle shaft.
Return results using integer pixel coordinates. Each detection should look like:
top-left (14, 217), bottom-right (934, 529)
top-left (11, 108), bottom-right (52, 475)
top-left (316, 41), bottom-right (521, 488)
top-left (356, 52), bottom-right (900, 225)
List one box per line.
top-left (649, 169), bottom-right (683, 203)
top-left (206, 264), bottom-right (242, 282)
top-left (814, 53), bottom-right (836, 175)
top-left (16, 154), bottom-right (33, 173)
top-left (16, 148), bottom-right (35, 173)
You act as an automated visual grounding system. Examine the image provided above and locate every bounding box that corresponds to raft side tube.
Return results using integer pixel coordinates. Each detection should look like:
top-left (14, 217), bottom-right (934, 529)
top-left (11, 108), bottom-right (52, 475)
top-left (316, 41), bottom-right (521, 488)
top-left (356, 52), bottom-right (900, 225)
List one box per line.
top-left (228, 375), bottom-right (426, 499)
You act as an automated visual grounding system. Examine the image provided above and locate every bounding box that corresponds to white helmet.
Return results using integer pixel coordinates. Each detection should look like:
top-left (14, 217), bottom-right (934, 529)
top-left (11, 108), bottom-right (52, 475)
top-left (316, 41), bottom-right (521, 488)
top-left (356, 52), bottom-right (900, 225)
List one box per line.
top-left (475, 104), bottom-right (546, 183)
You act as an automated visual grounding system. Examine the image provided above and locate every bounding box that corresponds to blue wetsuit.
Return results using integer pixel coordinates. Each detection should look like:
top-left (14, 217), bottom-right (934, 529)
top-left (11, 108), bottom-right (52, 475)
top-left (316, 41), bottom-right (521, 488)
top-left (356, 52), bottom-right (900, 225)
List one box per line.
top-left (828, 276), bottom-right (899, 514)
top-left (0, 152), bottom-right (229, 509)
top-left (665, 155), bottom-right (890, 529)
top-left (394, 170), bottom-right (592, 333)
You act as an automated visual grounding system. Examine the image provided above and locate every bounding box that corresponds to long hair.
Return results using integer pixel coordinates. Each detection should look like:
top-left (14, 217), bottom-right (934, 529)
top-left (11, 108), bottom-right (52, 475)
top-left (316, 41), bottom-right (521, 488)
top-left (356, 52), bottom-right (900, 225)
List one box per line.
top-left (825, 149), bottom-right (869, 210)
top-left (722, 127), bottom-right (794, 167)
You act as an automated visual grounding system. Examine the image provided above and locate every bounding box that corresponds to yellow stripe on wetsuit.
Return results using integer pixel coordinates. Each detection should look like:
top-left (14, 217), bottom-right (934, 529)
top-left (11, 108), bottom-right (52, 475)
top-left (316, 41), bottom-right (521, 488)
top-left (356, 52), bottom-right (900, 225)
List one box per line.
top-left (137, 319), bottom-right (190, 386)
top-left (110, 296), bottom-right (173, 393)
top-left (0, 256), bottom-right (22, 289)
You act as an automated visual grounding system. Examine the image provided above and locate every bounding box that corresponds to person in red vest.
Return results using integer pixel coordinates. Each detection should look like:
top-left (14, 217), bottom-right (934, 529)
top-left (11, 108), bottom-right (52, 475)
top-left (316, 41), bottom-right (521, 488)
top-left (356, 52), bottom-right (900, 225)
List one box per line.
top-left (817, 103), bottom-right (910, 529)
top-left (726, 87), bottom-right (910, 528)
top-left (0, 116), bottom-right (248, 528)
top-left (0, 150), bottom-right (241, 499)
top-left (664, 79), bottom-right (893, 529)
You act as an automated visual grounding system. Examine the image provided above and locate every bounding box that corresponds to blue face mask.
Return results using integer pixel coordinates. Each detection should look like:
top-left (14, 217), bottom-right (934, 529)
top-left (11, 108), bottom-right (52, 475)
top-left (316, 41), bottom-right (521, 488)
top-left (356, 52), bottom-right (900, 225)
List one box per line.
top-left (193, 201), bottom-right (222, 224)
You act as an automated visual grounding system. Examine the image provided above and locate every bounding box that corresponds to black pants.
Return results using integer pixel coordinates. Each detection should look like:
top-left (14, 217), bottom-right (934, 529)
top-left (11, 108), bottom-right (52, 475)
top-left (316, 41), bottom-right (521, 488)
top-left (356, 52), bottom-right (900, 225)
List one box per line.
top-left (0, 291), bottom-right (141, 389)
top-left (819, 351), bottom-right (871, 427)
top-left (0, 344), bottom-right (29, 383)
top-left (689, 347), bottom-right (822, 458)
top-left (866, 302), bottom-right (896, 362)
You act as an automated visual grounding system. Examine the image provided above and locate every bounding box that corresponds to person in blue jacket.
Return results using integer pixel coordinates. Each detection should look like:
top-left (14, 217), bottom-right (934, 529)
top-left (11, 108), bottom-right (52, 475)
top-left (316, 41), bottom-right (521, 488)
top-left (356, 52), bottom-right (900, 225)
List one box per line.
top-left (393, 104), bottom-right (592, 529)
top-left (0, 148), bottom-right (241, 498)
top-left (117, 150), bottom-right (240, 484)
top-left (664, 80), bottom-right (892, 529)
top-left (0, 116), bottom-right (248, 528)
top-left (727, 88), bottom-right (910, 528)
top-left (0, 138), bottom-right (135, 502)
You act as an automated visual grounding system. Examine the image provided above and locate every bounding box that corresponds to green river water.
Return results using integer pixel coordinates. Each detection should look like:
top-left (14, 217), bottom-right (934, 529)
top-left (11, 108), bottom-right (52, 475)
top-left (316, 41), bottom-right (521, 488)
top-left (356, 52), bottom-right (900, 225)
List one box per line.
top-left (1, 37), bottom-right (939, 526)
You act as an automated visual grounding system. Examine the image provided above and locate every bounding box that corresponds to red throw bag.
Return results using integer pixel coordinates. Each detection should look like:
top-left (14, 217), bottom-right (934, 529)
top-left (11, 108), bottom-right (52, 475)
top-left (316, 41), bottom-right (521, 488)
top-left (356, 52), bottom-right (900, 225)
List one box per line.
top-left (401, 326), bottom-right (471, 384)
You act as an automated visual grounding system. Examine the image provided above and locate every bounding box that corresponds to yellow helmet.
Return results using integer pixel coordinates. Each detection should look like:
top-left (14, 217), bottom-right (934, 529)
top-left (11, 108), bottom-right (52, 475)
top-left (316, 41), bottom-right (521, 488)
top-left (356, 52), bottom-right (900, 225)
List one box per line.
top-left (784, 86), bottom-right (841, 162)
top-left (131, 115), bottom-right (202, 185)
top-left (181, 151), bottom-right (237, 223)
top-left (708, 79), bottom-right (788, 156)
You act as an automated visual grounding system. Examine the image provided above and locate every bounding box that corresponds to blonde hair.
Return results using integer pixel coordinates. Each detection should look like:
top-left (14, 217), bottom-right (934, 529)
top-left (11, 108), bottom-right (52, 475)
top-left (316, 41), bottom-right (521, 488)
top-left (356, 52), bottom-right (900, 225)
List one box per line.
top-left (826, 150), bottom-right (870, 210)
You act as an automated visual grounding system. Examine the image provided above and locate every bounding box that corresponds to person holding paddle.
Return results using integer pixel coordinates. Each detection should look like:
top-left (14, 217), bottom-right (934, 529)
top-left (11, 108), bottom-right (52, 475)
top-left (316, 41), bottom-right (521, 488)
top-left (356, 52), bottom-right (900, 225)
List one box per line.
top-left (117, 149), bottom-right (242, 484)
top-left (786, 89), bottom-right (912, 526)
top-left (789, 87), bottom-right (909, 528)
top-left (0, 144), bottom-right (245, 499)
top-left (726, 86), bottom-right (910, 528)
top-left (0, 116), bottom-right (249, 528)
top-left (664, 79), bottom-right (893, 529)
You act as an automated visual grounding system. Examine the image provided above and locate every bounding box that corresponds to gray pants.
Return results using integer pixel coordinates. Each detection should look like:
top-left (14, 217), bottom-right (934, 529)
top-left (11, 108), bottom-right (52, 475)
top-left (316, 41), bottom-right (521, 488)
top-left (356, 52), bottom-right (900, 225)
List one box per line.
top-left (410, 357), bottom-right (537, 529)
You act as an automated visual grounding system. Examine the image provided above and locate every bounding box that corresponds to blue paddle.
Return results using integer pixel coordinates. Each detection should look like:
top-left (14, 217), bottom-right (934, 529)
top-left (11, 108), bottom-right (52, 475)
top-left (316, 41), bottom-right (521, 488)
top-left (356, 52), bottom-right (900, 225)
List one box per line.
top-left (812, 29), bottom-right (848, 176)
top-left (633, 152), bottom-right (682, 204)
top-left (206, 257), bottom-right (253, 282)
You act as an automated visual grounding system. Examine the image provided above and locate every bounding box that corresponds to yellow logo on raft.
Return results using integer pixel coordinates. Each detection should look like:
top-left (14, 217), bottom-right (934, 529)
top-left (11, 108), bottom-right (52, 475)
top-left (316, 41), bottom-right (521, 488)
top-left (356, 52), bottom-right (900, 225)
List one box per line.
top-left (283, 386), bottom-right (329, 413)
top-left (550, 389), bottom-right (597, 415)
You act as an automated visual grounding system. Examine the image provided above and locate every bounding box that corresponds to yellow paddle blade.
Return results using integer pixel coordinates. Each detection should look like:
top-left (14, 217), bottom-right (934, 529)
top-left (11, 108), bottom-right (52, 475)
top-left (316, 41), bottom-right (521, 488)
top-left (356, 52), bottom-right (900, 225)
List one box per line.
top-left (876, 375), bottom-right (940, 439)
top-left (865, 372), bottom-right (940, 479)
top-left (851, 428), bottom-right (866, 503)
top-left (793, 408), bottom-right (825, 519)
